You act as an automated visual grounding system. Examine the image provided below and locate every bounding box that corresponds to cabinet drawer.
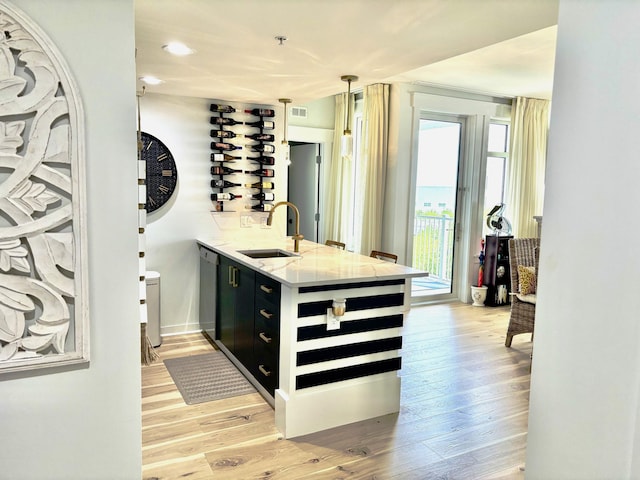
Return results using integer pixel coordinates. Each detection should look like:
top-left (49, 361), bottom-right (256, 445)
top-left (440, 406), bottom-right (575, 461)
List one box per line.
top-left (253, 343), bottom-right (278, 395)
top-left (254, 318), bottom-right (279, 355)
top-left (255, 273), bottom-right (281, 308)
top-left (255, 302), bottom-right (279, 324)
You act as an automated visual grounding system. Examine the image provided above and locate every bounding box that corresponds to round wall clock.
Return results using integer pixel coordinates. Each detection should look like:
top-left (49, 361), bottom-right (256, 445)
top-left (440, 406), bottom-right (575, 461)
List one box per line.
top-left (140, 131), bottom-right (178, 213)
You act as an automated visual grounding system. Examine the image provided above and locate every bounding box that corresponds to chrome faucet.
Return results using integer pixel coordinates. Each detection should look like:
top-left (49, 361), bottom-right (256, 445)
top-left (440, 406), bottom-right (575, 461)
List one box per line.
top-left (266, 201), bottom-right (304, 253)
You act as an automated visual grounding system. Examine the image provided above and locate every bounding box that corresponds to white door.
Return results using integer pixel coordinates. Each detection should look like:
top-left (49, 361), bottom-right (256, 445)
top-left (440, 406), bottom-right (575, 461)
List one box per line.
top-left (410, 114), bottom-right (466, 302)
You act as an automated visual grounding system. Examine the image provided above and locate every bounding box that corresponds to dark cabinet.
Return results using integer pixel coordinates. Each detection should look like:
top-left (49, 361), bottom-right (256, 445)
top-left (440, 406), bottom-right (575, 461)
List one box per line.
top-left (484, 235), bottom-right (513, 306)
top-left (252, 272), bottom-right (281, 396)
top-left (217, 255), bottom-right (255, 364)
top-left (216, 256), bottom-right (281, 397)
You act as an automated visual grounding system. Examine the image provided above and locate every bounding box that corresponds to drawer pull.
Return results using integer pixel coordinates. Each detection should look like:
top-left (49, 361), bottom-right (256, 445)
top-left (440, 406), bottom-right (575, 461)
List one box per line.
top-left (258, 365), bottom-right (272, 377)
top-left (259, 308), bottom-right (273, 319)
top-left (260, 284), bottom-right (274, 294)
top-left (259, 332), bottom-right (272, 344)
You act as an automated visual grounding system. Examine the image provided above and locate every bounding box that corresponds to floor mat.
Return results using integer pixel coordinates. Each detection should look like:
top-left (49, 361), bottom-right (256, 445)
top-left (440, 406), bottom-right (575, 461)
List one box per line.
top-left (164, 352), bottom-right (256, 404)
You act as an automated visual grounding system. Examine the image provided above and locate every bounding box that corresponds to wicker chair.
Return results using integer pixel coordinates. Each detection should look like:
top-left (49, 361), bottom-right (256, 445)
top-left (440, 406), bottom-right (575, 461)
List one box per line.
top-left (505, 238), bottom-right (540, 347)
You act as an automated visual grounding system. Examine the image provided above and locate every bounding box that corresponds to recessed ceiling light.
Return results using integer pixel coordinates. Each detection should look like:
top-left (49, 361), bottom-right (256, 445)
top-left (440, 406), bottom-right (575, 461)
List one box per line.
top-left (162, 42), bottom-right (195, 56)
top-left (139, 76), bottom-right (164, 85)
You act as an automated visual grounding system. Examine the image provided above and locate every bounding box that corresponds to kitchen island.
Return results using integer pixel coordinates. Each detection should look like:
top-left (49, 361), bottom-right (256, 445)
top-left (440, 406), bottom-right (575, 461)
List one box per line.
top-left (197, 236), bottom-right (428, 439)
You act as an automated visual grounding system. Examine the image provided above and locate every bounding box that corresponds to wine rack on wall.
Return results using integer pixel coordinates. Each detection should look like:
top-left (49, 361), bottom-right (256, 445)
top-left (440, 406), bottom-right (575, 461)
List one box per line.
top-left (209, 103), bottom-right (276, 213)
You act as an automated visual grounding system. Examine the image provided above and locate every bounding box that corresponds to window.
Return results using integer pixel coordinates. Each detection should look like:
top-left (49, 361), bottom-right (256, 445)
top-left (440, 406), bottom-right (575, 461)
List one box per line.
top-left (483, 122), bottom-right (509, 235)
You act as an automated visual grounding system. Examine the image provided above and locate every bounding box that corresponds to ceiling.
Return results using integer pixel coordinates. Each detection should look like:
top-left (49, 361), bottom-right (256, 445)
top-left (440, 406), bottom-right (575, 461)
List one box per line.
top-left (135, 0), bottom-right (558, 106)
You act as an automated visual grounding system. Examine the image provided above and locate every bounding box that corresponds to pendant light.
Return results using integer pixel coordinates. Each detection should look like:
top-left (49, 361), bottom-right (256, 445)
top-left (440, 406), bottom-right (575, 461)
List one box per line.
top-left (340, 75), bottom-right (358, 156)
top-left (279, 98), bottom-right (292, 165)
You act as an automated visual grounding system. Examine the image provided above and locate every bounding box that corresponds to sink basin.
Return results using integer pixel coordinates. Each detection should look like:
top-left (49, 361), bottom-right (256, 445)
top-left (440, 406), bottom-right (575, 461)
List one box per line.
top-left (237, 249), bottom-right (298, 259)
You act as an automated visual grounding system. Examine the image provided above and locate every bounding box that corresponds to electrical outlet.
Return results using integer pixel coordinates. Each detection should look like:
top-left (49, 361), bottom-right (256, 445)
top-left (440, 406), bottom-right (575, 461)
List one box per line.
top-left (326, 308), bottom-right (340, 331)
top-left (240, 214), bottom-right (252, 228)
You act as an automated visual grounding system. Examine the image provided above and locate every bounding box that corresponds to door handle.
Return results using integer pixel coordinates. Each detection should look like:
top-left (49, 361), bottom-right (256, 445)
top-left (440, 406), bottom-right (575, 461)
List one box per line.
top-left (260, 284), bottom-right (273, 294)
top-left (259, 332), bottom-right (272, 344)
top-left (259, 309), bottom-right (273, 319)
top-left (258, 365), bottom-right (272, 377)
top-left (228, 266), bottom-right (238, 287)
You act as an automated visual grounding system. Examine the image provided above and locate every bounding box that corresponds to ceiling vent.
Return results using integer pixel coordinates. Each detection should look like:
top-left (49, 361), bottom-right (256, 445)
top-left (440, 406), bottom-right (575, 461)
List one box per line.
top-left (290, 106), bottom-right (308, 119)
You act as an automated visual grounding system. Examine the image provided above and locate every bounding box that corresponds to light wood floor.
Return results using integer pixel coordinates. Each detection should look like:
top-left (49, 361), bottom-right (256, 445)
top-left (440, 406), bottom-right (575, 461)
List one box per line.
top-left (142, 302), bottom-right (532, 480)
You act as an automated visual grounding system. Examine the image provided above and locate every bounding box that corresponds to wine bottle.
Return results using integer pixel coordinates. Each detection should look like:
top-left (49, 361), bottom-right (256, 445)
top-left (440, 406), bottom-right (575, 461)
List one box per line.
top-left (210, 131), bottom-right (275, 142)
top-left (245, 120), bottom-right (275, 130)
top-left (210, 129), bottom-right (237, 139)
top-left (211, 192), bottom-right (242, 201)
top-left (210, 153), bottom-right (242, 162)
top-left (210, 116), bottom-right (243, 126)
top-left (247, 143), bottom-right (275, 154)
top-left (211, 166), bottom-right (243, 175)
top-left (245, 108), bottom-right (275, 117)
top-left (211, 179), bottom-right (241, 188)
top-left (210, 142), bottom-right (241, 151)
top-left (245, 181), bottom-right (274, 189)
top-left (245, 168), bottom-right (275, 177)
top-left (210, 104), bottom-right (236, 113)
top-left (244, 133), bottom-right (275, 142)
top-left (247, 156), bottom-right (275, 165)
top-left (245, 203), bottom-right (273, 212)
top-left (250, 192), bottom-right (275, 201)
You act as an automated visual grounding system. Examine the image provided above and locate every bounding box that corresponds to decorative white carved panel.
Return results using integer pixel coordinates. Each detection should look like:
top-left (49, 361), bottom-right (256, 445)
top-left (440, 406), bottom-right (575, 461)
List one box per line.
top-left (0, 2), bottom-right (88, 372)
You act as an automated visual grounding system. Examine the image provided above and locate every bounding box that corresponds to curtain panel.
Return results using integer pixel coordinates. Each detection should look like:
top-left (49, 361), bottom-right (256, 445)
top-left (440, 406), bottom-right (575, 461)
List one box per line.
top-left (322, 92), bottom-right (354, 245)
top-left (358, 83), bottom-right (390, 255)
top-left (506, 97), bottom-right (550, 237)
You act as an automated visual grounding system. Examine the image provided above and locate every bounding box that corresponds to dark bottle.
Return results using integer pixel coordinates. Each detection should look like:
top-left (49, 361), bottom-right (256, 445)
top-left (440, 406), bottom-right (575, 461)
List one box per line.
top-left (251, 192), bottom-right (275, 201)
top-left (244, 133), bottom-right (275, 142)
top-left (210, 142), bottom-right (241, 151)
top-left (210, 129), bottom-right (237, 139)
top-left (245, 108), bottom-right (275, 117)
top-left (210, 116), bottom-right (243, 126)
top-left (211, 153), bottom-right (242, 162)
top-left (245, 181), bottom-right (274, 189)
top-left (245, 120), bottom-right (275, 130)
top-left (247, 156), bottom-right (275, 165)
top-left (245, 168), bottom-right (275, 177)
top-left (211, 166), bottom-right (243, 175)
top-left (247, 143), bottom-right (275, 154)
top-left (211, 179), bottom-right (241, 188)
top-left (210, 104), bottom-right (236, 113)
top-left (210, 192), bottom-right (242, 201)
top-left (245, 203), bottom-right (273, 212)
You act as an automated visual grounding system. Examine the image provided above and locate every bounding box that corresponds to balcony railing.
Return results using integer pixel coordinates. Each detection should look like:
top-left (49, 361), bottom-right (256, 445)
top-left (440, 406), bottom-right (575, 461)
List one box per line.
top-left (412, 214), bottom-right (455, 282)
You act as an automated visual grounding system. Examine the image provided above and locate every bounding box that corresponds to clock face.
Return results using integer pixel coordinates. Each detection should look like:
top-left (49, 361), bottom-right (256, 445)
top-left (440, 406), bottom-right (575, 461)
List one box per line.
top-left (140, 132), bottom-right (178, 213)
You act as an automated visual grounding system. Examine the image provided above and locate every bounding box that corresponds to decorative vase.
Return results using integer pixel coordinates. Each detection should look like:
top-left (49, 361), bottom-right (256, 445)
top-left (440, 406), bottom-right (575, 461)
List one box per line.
top-left (470, 285), bottom-right (488, 307)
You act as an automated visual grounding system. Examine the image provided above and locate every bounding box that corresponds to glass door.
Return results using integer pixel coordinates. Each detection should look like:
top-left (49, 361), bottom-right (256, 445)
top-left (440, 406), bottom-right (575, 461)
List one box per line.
top-left (410, 114), bottom-right (465, 301)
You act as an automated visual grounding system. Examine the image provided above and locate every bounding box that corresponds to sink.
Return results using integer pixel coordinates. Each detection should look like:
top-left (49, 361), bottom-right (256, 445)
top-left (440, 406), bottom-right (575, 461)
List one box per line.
top-left (237, 249), bottom-right (298, 259)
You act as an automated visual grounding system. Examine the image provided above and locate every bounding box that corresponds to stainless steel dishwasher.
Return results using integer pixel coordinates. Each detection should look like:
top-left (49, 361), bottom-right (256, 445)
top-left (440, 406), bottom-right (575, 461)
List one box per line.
top-left (199, 246), bottom-right (218, 341)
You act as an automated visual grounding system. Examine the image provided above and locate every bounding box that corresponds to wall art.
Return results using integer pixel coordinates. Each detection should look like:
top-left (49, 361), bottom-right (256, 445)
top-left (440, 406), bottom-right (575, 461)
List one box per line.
top-left (0, 1), bottom-right (88, 372)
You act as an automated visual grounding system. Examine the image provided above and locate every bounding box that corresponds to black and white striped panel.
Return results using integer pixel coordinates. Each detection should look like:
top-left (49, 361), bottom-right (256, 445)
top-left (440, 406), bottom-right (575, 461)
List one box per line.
top-left (294, 279), bottom-right (405, 390)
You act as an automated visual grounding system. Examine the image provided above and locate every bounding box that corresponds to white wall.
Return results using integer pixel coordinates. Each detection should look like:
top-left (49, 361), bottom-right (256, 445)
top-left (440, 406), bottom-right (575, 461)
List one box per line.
top-left (0, 1), bottom-right (141, 479)
top-left (140, 93), bottom-right (289, 335)
top-left (290, 95), bottom-right (335, 129)
top-left (525, 1), bottom-right (640, 477)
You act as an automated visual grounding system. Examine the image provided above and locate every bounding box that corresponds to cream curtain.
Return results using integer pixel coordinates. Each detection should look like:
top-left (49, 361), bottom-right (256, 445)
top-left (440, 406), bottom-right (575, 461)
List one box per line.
top-left (358, 84), bottom-right (390, 255)
top-left (506, 97), bottom-right (550, 237)
top-left (322, 92), bottom-right (354, 245)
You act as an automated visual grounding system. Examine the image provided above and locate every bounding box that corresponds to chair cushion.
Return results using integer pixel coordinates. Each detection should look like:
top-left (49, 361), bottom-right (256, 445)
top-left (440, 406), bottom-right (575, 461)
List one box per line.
top-left (517, 265), bottom-right (537, 295)
top-left (515, 293), bottom-right (537, 304)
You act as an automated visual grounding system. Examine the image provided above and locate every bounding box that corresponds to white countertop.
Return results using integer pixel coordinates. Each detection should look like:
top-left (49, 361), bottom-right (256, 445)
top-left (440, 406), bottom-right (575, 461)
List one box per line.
top-left (197, 237), bottom-right (428, 287)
